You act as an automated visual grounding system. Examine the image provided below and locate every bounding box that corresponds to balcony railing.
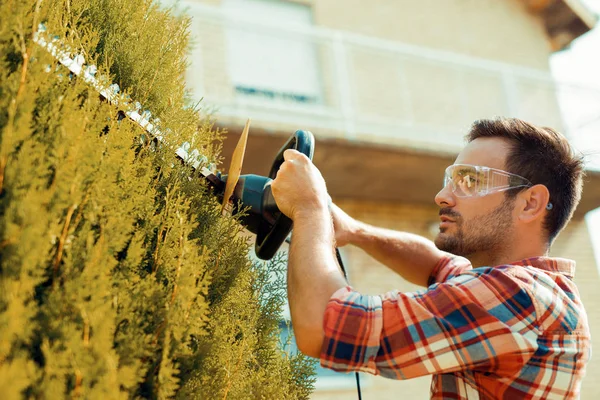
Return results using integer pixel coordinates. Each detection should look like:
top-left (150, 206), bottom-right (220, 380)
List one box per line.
top-left (178, 2), bottom-right (600, 161)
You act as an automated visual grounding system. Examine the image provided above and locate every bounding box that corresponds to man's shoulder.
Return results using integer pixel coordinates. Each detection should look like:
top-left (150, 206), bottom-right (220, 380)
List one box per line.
top-left (430, 255), bottom-right (524, 284)
top-left (428, 253), bottom-right (472, 285)
top-left (430, 255), bottom-right (577, 287)
top-left (472, 257), bottom-right (577, 287)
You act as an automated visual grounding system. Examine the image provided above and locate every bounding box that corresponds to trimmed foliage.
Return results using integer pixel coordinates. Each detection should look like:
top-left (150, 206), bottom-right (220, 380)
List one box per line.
top-left (0, 1), bottom-right (315, 398)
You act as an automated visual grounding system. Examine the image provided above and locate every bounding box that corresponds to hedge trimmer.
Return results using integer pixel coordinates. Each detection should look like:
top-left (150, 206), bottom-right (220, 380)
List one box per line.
top-left (33, 23), bottom-right (314, 260)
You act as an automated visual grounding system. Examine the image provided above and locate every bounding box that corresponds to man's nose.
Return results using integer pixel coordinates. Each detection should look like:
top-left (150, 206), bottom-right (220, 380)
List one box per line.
top-left (435, 184), bottom-right (456, 208)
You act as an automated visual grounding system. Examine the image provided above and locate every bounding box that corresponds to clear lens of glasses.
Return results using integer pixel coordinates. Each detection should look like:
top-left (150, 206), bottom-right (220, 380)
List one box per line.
top-left (444, 164), bottom-right (532, 197)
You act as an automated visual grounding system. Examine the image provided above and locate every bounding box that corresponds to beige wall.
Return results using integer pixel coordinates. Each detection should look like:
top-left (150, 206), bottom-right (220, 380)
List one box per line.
top-left (196, 0), bottom-right (553, 69)
top-left (313, 0), bottom-right (564, 137)
top-left (185, 0), bottom-right (566, 147)
top-left (550, 218), bottom-right (600, 398)
top-left (312, 0), bottom-right (551, 70)
top-left (309, 200), bottom-right (600, 399)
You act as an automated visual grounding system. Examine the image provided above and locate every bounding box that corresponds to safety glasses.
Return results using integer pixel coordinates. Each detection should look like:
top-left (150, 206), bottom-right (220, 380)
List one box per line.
top-left (443, 164), bottom-right (533, 197)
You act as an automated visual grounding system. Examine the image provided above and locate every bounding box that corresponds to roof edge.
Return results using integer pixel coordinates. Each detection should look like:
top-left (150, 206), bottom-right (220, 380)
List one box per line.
top-left (524, 0), bottom-right (598, 50)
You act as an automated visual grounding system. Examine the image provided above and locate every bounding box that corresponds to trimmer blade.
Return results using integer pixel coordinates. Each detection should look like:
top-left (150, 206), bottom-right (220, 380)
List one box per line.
top-left (222, 118), bottom-right (250, 213)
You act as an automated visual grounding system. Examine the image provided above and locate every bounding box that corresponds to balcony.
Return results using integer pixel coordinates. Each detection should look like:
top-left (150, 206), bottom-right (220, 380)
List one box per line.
top-left (179, 2), bottom-right (600, 215)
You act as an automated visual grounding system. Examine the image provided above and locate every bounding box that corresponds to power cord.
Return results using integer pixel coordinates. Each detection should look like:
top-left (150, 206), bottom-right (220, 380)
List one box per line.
top-left (335, 247), bottom-right (363, 400)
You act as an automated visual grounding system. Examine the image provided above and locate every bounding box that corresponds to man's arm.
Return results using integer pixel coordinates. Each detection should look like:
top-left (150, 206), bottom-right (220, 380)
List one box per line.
top-left (287, 207), bottom-right (347, 357)
top-left (330, 203), bottom-right (445, 287)
top-left (321, 271), bottom-right (539, 379)
top-left (270, 150), bottom-right (347, 358)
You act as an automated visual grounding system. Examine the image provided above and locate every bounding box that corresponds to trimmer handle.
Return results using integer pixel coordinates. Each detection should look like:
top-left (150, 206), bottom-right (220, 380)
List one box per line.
top-left (268, 131), bottom-right (315, 180)
top-left (255, 130), bottom-right (315, 260)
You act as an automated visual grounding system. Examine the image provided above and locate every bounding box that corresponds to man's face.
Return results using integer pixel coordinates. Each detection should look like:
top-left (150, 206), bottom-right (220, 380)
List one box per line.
top-left (434, 137), bottom-right (517, 257)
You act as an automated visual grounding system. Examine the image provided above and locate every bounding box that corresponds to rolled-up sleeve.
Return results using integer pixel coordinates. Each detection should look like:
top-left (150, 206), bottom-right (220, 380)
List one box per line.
top-left (320, 268), bottom-right (539, 380)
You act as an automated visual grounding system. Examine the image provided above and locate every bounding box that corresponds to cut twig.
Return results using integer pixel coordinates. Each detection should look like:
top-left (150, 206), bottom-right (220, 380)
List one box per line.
top-left (82, 309), bottom-right (90, 348)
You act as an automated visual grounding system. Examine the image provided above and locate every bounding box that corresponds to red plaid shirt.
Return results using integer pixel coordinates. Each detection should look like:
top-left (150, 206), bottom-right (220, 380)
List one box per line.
top-left (320, 256), bottom-right (591, 399)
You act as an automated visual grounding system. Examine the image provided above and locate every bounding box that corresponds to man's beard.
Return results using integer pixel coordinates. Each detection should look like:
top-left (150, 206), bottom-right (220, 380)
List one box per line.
top-left (434, 198), bottom-right (515, 257)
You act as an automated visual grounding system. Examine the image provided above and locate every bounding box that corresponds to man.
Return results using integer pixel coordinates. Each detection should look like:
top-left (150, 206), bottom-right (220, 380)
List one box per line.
top-left (270, 118), bottom-right (591, 399)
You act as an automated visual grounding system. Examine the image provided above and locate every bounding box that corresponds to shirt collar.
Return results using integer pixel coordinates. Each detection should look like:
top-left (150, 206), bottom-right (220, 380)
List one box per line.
top-left (510, 257), bottom-right (576, 279)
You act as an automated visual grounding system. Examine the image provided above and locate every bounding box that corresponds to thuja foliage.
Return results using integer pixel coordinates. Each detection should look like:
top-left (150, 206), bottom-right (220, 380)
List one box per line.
top-left (0, 0), bottom-right (315, 398)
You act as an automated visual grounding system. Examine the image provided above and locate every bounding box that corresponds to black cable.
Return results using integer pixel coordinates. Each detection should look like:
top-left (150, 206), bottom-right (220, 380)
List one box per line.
top-left (355, 371), bottom-right (363, 400)
top-left (335, 247), bottom-right (363, 400)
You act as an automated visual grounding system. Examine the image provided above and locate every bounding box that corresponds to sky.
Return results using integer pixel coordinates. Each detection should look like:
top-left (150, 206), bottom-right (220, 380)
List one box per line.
top-left (550, 0), bottom-right (600, 268)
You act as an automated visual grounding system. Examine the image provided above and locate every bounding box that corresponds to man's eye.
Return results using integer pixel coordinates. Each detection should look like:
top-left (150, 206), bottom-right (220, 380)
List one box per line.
top-left (465, 175), bottom-right (477, 187)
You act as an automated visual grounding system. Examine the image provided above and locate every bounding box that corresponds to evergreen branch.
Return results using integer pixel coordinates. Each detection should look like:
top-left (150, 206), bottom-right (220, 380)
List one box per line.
top-left (153, 212), bottom-right (185, 346)
top-left (222, 343), bottom-right (246, 400)
top-left (71, 189), bottom-right (91, 231)
top-left (16, 0), bottom-right (43, 100)
top-left (53, 203), bottom-right (78, 279)
top-left (0, 0), bottom-right (43, 194)
top-left (152, 320), bottom-right (166, 347)
top-left (139, 34), bottom-right (176, 105)
top-left (0, 157), bottom-right (6, 196)
top-left (71, 352), bottom-right (83, 399)
top-left (168, 281), bottom-right (179, 306)
top-left (82, 309), bottom-right (90, 348)
top-left (74, 370), bottom-right (83, 399)
top-left (169, 213), bottom-right (185, 306)
top-left (64, 0), bottom-right (87, 62)
top-left (214, 247), bottom-right (224, 272)
top-left (152, 187), bottom-right (170, 274)
top-left (31, 27), bottom-right (222, 189)
top-left (0, 237), bottom-right (17, 250)
top-left (151, 224), bottom-right (166, 274)
top-left (139, 61), bottom-right (162, 107)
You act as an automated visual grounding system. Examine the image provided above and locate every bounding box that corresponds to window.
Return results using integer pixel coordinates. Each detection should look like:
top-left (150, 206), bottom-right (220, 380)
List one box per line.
top-left (223, 0), bottom-right (322, 105)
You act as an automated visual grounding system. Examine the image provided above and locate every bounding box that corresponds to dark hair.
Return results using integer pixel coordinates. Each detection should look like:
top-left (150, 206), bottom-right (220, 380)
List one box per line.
top-left (466, 117), bottom-right (584, 243)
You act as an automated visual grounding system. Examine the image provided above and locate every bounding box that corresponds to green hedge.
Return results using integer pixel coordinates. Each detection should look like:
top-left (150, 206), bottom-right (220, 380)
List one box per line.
top-left (0, 1), bottom-right (315, 398)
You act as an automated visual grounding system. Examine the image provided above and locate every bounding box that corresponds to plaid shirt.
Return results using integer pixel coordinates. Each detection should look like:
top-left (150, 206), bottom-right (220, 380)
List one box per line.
top-left (320, 256), bottom-right (591, 399)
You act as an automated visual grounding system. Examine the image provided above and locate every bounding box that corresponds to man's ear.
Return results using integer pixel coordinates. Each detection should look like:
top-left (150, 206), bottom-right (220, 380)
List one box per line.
top-left (518, 184), bottom-right (551, 224)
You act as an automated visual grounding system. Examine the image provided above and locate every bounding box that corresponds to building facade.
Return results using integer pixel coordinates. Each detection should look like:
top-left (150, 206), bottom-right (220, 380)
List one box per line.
top-left (172, 0), bottom-right (600, 398)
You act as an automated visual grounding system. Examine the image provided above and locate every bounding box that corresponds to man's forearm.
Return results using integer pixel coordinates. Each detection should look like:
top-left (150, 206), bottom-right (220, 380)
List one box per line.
top-left (349, 220), bottom-right (443, 287)
top-left (288, 207), bottom-right (347, 358)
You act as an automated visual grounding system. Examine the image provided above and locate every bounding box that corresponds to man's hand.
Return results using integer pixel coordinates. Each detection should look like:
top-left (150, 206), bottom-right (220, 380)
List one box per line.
top-left (271, 149), bottom-right (329, 220)
top-left (270, 149), bottom-right (346, 358)
top-left (329, 203), bottom-right (360, 247)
